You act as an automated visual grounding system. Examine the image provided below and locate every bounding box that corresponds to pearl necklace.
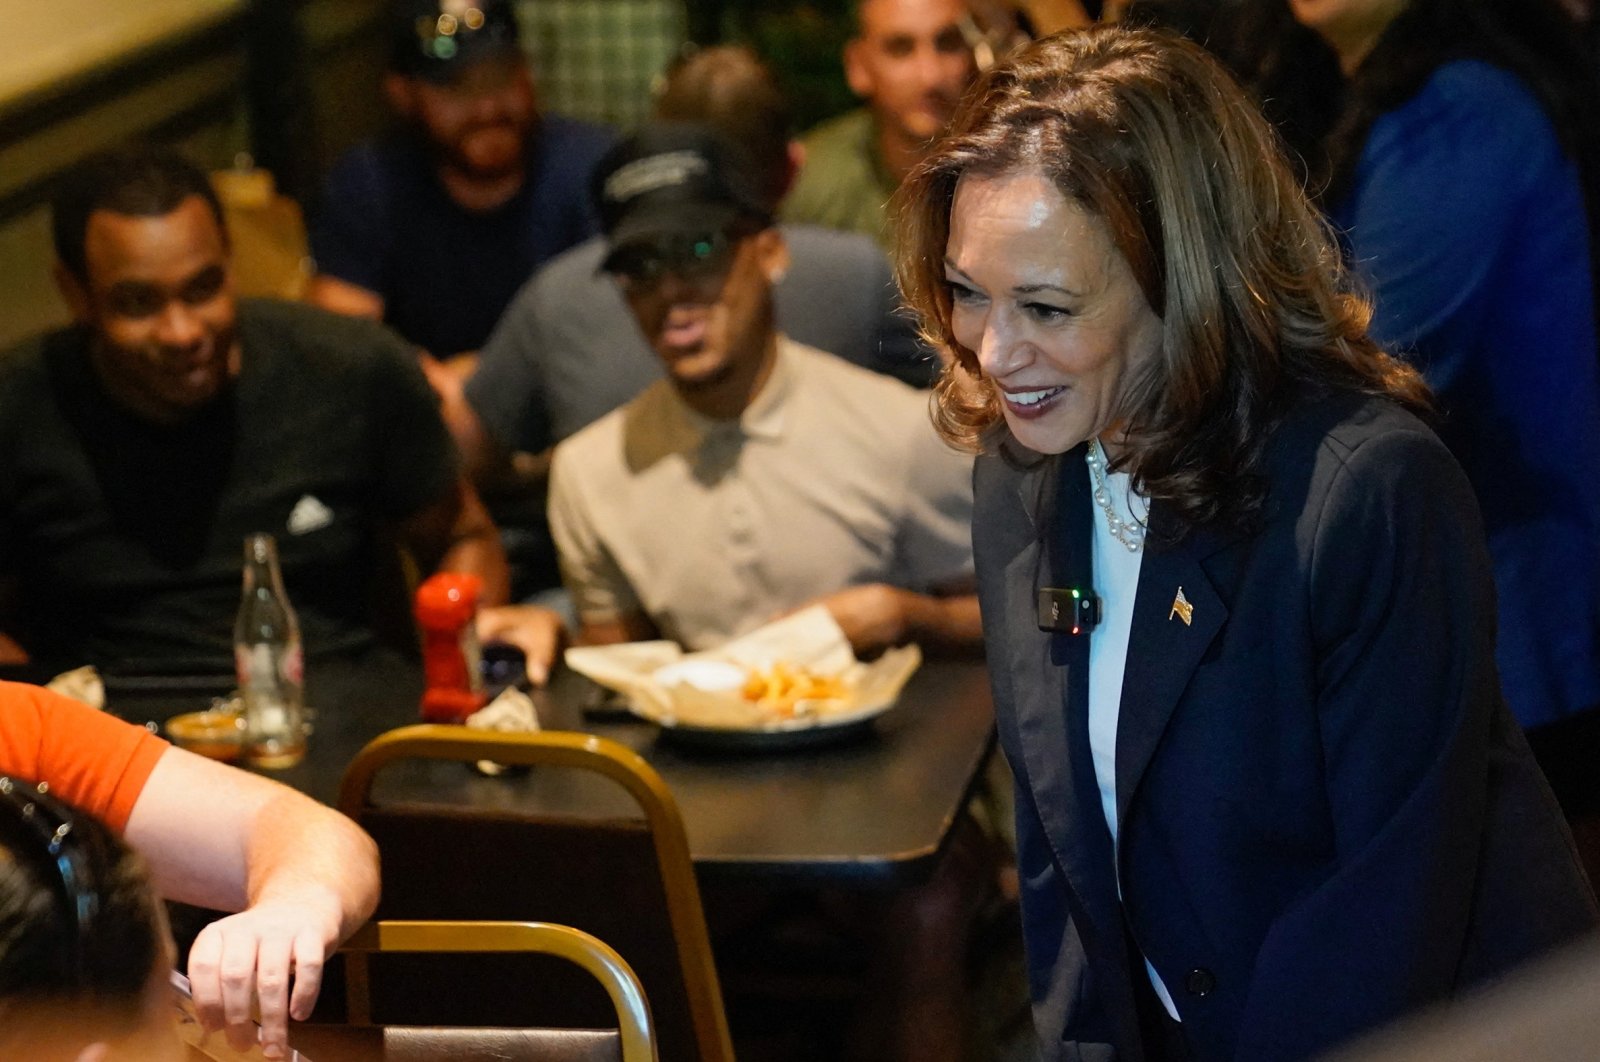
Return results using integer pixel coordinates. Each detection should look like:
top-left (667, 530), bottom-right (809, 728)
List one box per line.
top-left (1086, 438), bottom-right (1146, 553)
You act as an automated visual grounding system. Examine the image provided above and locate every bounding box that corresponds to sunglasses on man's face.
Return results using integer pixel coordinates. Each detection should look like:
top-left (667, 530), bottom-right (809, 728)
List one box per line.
top-left (605, 229), bottom-right (744, 293)
top-left (0, 777), bottom-right (99, 978)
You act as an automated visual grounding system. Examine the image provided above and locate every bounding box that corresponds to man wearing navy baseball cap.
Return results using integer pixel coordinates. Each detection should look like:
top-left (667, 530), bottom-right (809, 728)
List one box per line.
top-left (307, 0), bottom-right (616, 361)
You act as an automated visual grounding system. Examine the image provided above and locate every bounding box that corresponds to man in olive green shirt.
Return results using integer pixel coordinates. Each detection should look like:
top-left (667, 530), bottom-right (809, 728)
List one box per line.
top-left (780, 0), bottom-right (976, 249)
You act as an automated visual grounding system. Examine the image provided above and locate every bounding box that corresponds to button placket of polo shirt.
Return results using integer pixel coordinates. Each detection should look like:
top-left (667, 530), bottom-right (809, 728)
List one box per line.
top-left (725, 490), bottom-right (758, 553)
top-left (715, 436), bottom-right (762, 620)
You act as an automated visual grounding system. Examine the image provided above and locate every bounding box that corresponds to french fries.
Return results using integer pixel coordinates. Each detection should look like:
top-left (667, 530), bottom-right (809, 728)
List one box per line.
top-left (740, 662), bottom-right (848, 719)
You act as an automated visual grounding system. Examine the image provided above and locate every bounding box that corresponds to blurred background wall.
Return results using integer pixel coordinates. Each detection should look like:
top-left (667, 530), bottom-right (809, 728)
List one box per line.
top-left (0, 0), bottom-right (863, 348)
top-left (0, 0), bottom-right (392, 348)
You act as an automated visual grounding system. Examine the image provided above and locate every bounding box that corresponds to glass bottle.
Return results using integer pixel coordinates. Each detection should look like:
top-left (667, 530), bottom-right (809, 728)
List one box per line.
top-left (234, 533), bottom-right (306, 768)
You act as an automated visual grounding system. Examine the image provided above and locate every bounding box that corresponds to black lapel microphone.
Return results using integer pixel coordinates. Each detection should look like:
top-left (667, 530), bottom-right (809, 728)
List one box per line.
top-left (1037, 446), bottom-right (1099, 637)
top-left (1038, 585), bottom-right (1099, 636)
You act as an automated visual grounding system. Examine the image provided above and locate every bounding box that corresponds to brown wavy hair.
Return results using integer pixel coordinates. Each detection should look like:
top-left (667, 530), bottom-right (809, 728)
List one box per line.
top-left (894, 25), bottom-right (1430, 534)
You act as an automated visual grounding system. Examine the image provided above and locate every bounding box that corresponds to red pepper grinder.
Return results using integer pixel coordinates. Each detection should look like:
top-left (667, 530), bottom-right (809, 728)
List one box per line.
top-left (414, 572), bottom-right (487, 723)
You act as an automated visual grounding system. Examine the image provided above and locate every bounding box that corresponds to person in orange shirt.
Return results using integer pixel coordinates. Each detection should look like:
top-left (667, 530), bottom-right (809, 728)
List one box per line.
top-left (0, 682), bottom-right (379, 1061)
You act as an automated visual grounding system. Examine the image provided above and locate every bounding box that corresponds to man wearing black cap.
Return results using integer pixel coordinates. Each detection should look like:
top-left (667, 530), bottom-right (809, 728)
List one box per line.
top-left (550, 122), bottom-right (980, 658)
top-left (306, 0), bottom-right (615, 360)
top-left (455, 46), bottom-right (932, 469)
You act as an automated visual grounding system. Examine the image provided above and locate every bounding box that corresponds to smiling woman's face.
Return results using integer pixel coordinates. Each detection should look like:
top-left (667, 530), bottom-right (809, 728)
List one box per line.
top-left (943, 169), bottom-right (1163, 456)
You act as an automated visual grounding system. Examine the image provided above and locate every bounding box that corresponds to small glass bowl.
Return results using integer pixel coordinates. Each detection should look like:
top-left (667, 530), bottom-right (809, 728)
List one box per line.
top-left (165, 706), bottom-right (246, 763)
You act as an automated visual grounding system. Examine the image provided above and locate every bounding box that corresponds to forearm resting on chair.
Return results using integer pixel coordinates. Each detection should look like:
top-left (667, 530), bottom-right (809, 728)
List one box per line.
top-left (126, 748), bottom-right (379, 1057)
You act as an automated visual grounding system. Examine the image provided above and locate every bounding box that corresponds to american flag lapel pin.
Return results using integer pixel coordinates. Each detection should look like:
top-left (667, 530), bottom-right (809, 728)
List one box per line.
top-left (1170, 586), bottom-right (1194, 626)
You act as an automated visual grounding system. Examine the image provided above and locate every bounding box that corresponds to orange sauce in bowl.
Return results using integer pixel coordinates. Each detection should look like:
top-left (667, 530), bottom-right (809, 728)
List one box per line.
top-left (165, 710), bottom-right (245, 763)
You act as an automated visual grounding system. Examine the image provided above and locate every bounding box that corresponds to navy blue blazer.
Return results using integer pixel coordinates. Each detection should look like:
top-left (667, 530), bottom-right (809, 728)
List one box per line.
top-left (973, 394), bottom-right (1598, 1062)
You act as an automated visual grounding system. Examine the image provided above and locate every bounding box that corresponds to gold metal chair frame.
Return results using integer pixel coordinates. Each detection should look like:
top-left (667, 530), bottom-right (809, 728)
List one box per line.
top-left (338, 726), bottom-right (735, 1062)
top-left (340, 919), bottom-right (656, 1062)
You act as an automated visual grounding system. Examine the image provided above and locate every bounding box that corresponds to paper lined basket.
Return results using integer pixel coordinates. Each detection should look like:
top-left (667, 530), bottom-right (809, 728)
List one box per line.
top-left (564, 606), bottom-right (921, 732)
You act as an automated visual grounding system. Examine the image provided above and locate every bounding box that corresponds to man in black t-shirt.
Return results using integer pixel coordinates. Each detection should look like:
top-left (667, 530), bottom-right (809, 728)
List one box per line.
top-left (0, 145), bottom-right (562, 680)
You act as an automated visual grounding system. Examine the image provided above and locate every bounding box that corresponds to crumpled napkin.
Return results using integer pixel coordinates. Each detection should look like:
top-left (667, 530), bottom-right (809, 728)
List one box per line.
top-left (564, 605), bottom-right (921, 730)
top-left (46, 666), bottom-right (105, 711)
top-left (463, 686), bottom-right (541, 774)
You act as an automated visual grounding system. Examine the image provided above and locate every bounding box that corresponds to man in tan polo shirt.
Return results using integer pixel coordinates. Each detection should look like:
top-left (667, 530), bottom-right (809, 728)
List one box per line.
top-left (547, 124), bottom-right (984, 1060)
top-left (549, 124), bottom-right (979, 658)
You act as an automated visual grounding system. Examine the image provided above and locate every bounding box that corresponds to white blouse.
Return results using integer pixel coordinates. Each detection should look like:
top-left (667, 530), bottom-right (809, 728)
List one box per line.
top-left (1085, 448), bottom-right (1180, 1020)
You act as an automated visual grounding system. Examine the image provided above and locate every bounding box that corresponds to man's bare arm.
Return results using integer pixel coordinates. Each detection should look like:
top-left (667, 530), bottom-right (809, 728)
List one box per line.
top-left (304, 274), bottom-right (385, 321)
top-left (419, 353), bottom-right (511, 486)
top-left (898, 588), bottom-right (983, 652)
top-left (124, 747), bottom-right (379, 1059)
top-left (399, 477), bottom-right (512, 606)
top-left (807, 583), bottom-right (983, 656)
top-left (578, 612), bottom-right (661, 646)
top-left (402, 477), bottom-right (570, 682)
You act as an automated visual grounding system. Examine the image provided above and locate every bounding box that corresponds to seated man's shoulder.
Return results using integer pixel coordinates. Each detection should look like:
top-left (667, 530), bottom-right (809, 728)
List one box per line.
top-left (476, 237), bottom-right (610, 381)
top-left (787, 340), bottom-right (928, 427)
top-left (0, 326), bottom-right (87, 428)
top-left (0, 329), bottom-right (53, 388)
top-left (531, 114), bottom-right (620, 195)
top-left (792, 338), bottom-right (915, 389)
top-left (549, 406), bottom-right (633, 519)
top-left (239, 298), bottom-right (416, 373)
top-left (329, 129), bottom-right (426, 180)
top-left (787, 344), bottom-right (972, 495)
top-left (551, 377), bottom-right (686, 480)
top-left (785, 110), bottom-right (878, 202)
top-left (553, 394), bottom-right (630, 465)
top-left (799, 108), bottom-right (875, 155)
top-left (781, 223), bottom-right (889, 276)
top-left (1424, 60), bottom-right (1549, 127)
top-left (782, 112), bottom-right (892, 243)
top-left (317, 133), bottom-right (424, 213)
top-left (539, 113), bottom-right (619, 156)
top-left (524, 237), bottom-right (610, 311)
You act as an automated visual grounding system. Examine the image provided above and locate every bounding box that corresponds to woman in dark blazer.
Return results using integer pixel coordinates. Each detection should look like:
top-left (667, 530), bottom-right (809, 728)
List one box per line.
top-left (893, 27), bottom-right (1599, 1062)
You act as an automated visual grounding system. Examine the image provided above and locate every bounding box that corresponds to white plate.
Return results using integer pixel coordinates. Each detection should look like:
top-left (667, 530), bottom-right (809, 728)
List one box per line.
top-left (654, 698), bottom-right (899, 752)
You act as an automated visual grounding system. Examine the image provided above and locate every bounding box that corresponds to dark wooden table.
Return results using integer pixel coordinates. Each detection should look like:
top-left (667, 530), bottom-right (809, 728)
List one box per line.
top-left (118, 647), bottom-right (997, 886)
